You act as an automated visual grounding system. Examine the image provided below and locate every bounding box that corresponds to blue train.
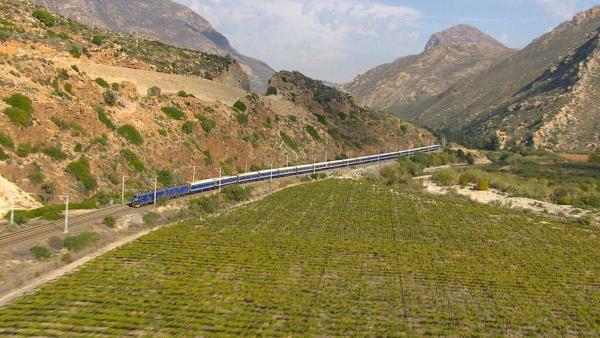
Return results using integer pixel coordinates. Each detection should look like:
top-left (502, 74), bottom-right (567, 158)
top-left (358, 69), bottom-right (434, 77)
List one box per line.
top-left (129, 145), bottom-right (440, 207)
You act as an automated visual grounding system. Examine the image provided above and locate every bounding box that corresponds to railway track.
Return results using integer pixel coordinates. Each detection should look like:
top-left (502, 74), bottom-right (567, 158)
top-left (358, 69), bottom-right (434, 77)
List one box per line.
top-left (0, 146), bottom-right (441, 249)
top-left (0, 205), bottom-right (129, 249)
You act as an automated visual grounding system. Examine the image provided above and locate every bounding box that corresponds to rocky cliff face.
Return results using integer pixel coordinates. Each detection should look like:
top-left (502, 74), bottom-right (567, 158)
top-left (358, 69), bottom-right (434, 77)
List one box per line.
top-left (462, 27), bottom-right (600, 150)
top-left (345, 25), bottom-right (510, 114)
top-left (414, 6), bottom-right (600, 151)
top-left (35, 0), bottom-right (274, 92)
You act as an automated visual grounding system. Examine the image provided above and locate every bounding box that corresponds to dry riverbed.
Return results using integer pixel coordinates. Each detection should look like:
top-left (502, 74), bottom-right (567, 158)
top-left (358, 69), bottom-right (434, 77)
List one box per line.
top-left (420, 176), bottom-right (599, 221)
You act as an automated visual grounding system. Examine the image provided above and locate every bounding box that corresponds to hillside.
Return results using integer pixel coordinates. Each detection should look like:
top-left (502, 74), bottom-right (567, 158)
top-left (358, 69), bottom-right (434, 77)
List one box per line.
top-left (345, 25), bottom-right (511, 114)
top-left (35, 0), bottom-right (276, 93)
top-left (412, 7), bottom-right (600, 151)
top-left (0, 1), bottom-right (433, 208)
top-left (1, 179), bottom-right (598, 335)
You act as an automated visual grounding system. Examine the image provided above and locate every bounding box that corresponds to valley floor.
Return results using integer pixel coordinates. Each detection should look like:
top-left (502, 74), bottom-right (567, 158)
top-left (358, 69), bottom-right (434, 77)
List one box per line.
top-left (0, 178), bottom-right (598, 336)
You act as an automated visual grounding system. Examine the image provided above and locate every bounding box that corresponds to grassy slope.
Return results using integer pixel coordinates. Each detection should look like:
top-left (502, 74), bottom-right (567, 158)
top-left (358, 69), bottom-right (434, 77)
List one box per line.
top-left (0, 179), bottom-right (598, 336)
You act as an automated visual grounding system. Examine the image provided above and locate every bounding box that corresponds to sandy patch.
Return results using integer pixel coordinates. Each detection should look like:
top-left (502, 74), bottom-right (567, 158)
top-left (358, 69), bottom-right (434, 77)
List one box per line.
top-left (559, 153), bottom-right (591, 163)
top-left (421, 177), bottom-right (598, 220)
top-left (0, 175), bottom-right (42, 217)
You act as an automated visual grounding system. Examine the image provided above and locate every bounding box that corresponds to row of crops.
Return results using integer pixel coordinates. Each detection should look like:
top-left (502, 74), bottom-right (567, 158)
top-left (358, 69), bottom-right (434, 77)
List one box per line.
top-left (0, 179), bottom-right (598, 336)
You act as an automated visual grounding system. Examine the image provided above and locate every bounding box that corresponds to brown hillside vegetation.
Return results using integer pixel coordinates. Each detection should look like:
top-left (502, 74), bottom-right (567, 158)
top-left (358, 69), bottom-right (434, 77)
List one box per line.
top-left (0, 1), bottom-right (433, 206)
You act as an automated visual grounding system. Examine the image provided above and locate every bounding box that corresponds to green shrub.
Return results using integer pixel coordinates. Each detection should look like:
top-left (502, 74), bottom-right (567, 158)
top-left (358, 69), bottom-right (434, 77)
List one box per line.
top-left (161, 106), bottom-right (185, 120)
top-left (315, 114), bottom-right (328, 125)
top-left (57, 69), bottom-right (69, 80)
top-left (91, 35), bottom-right (104, 46)
top-left (95, 107), bottom-right (116, 130)
top-left (30, 246), bottom-right (50, 260)
top-left (4, 94), bottom-right (33, 113)
top-left (32, 8), bottom-right (55, 27)
top-left (177, 91), bottom-right (194, 98)
top-left (16, 143), bottom-right (37, 157)
top-left (42, 146), bottom-right (67, 161)
top-left (236, 112), bottom-right (248, 125)
top-left (465, 153), bottom-right (476, 165)
top-left (412, 153), bottom-right (434, 167)
top-left (120, 149), bottom-right (145, 172)
top-left (95, 77), bottom-right (109, 88)
top-left (158, 129), bottom-right (167, 137)
top-left (3, 94), bottom-right (33, 126)
top-left (74, 143), bottom-right (83, 152)
top-left (233, 100), bottom-right (247, 112)
top-left (117, 125), bottom-right (143, 145)
top-left (221, 185), bottom-right (252, 202)
top-left (157, 169), bottom-right (173, 186)
top-left (458, 173), bottom-right (470, 187)
top-left (63, 232), bottom-right (99, 251)
top-left (65, 157), bottom-right (97, 191)
top-left (196, 115), bottom-right (216, 133)
top-left (189, 196), bottom-right (219, 214)
top-left (68, 45), bottom-right (82, 58)
top-left (181, 121), bottom-right (195, 134)
top-left (305, 125), bottom-right (321, 141)
top-left (102, 216), bottom-right (116, 228)
top-left (327, 128), bottom-right (341, 140)
top-left (432, 170), bottom-right (459, 186)
top-left (64, 82), bottom-right (73, 94)
top-left (147, 86), bottom-right (161, 97)
top-left (0, 148), bottom-right (8, 160)
top-left (475, 178), bottom-right (490, 191)
top-left (0, 131), bottom-right (14, 149)
top-left (280, 131), bottom-right (298, 151)
top-left (143, 212), bottom-right (160, 225)
top-left (103, 90), bottom-right (117, 106)
top-left (266, 86), bottom-right (278, 96)
top-left (71, 65), bottom-right (80, 73)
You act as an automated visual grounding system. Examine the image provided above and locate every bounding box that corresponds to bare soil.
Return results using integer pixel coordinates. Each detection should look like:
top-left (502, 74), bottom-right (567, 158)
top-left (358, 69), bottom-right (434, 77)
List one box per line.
top-left (421, 177), bottom-right (599, 221)
top-left (559, 153), bottom-right (591, 163)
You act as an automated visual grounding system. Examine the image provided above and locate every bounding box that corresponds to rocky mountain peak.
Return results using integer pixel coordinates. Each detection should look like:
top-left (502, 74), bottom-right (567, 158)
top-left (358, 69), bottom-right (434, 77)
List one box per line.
top-left (425, 24), bottom-right (507, 51)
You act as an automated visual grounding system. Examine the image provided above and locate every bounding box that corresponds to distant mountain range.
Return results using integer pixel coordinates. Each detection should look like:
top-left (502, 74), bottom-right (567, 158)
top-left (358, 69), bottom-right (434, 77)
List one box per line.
top-left (344, 25), bottom-right (512, 117)
top-left (35, 0), bottom-right (275, 93)
top-left (347, 11), bottom-right (600, 152)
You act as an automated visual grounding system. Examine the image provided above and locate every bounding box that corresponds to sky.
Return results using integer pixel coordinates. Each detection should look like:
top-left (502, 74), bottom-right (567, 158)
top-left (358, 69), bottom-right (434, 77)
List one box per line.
top-left (174, 0), bottom-right (600, 83)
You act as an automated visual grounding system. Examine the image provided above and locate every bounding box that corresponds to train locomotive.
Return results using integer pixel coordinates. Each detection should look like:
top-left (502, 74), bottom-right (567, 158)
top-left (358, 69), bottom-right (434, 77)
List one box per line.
top-left (129, 145), bottom-right (440, 207)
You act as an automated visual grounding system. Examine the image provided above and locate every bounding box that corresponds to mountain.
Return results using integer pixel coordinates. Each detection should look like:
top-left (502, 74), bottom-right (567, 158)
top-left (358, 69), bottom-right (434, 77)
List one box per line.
top-left (0, 1), bottom-right (433, 206)
top-left (345, 25), bottom-right (511, 115)
top-left (411, 7), bottom-right (600, 151)
top-left (35, 0), bottom-right (276, 93)
top-left (425, 24), bottom-right (507, 51)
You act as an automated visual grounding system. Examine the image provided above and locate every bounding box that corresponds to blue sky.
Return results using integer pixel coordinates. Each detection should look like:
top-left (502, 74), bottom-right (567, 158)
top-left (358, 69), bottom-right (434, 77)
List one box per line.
top-left (175, 0), bottom-right (600, 83)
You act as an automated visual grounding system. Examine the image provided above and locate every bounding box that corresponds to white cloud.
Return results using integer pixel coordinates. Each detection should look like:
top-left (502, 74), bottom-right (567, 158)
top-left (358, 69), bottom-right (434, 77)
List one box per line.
top-left (535, 0), bottom-right (582, 19)
top-left (175, 0), bottom-right (423, 82)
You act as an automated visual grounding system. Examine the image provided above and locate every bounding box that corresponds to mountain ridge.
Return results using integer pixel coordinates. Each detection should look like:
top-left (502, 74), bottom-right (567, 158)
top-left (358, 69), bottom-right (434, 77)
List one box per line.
top-left (34, 0), bottom-right (276, 93)
top-left (344, 25), bottom-right (511, 114)
top-left (414, 6), bottom-right (600, 151)
top-left (425, 24), bottom-right (507, 51)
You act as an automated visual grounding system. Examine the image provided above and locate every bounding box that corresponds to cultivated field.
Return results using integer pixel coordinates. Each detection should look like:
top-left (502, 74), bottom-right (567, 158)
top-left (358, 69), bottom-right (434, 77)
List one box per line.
top-left (0, 179), bottom-right (598, 336)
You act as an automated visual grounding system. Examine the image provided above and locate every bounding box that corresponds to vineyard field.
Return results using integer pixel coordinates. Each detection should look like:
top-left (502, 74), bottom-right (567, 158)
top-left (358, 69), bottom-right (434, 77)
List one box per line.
top-left (0, 179), bottom-right (598, 336)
